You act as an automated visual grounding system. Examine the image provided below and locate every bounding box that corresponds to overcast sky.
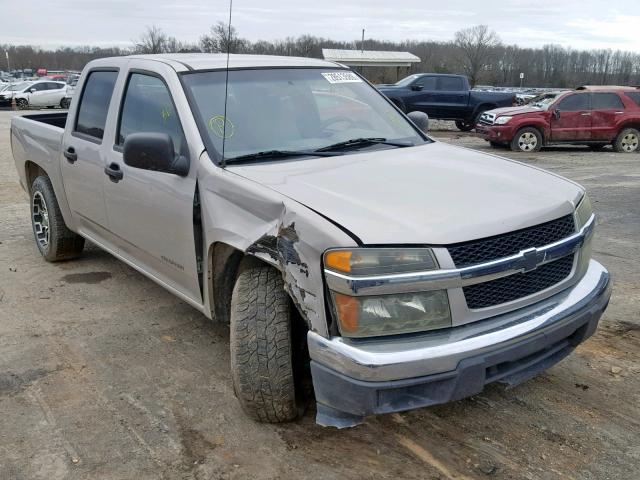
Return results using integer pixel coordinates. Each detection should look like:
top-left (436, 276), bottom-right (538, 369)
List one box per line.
top-left (3, 0), bottom-right (640, 52)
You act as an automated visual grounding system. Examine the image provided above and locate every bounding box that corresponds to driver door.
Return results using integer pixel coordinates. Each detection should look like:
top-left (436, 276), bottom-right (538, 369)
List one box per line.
top-left (27, 83), bottom-right (48, 106)
top-left (406, 76), bottom-right (437, 115)
top-left (550, 93), bottom-right (591, 141)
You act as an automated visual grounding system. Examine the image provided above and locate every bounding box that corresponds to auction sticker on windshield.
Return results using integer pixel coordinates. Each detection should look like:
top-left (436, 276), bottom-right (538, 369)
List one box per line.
top-left (321, 72), bottom-right (362, 84)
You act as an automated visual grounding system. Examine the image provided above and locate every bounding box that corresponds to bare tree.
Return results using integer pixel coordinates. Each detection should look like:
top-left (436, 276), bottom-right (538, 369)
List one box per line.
top-left (200, 22), bottom-right (244, 53)
top-left (134, 26), bottom-right (168, 54)
top-left (454, 25), bottom-right (501, 87)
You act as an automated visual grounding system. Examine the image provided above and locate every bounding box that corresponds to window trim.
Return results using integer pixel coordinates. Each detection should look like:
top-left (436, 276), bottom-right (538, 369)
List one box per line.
top-left (113, 68), bottom-right (189, 159)
top-left (71, 67), bottom-right (120, 145)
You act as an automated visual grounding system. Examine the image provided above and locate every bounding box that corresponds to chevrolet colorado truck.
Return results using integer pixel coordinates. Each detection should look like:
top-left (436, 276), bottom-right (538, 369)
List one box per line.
top-left (477, 87), bottom-right (640, 153)
top-left (11, 54), bottom-right (611, 428)
top-left (377, 73), bottom-right (515, 131)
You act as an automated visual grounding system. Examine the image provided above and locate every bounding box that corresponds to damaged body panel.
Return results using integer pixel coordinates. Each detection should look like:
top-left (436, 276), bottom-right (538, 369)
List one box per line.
top-left (12, 53), bottom-right (611, 428)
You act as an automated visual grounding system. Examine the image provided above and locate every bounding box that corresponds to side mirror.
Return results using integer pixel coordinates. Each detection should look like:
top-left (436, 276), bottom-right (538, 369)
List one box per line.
top-left (410, 84), bottom-right (424, 91)
top-left (553, 109), bottom-right (561, 120)
top-left (29, 88), bottom-right (36, 93)
top-left (123, 132), bottom-right (189, 176)
top-left (407, 111), bottom-right (429, 133)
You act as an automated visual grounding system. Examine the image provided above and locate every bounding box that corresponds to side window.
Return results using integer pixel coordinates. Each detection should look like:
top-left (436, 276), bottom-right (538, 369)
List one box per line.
top-left (75, 71), bottom-right (118, 141)
top-left (625, 92), bottom-right (640, 106)
top-left (438, 76), bottom-right (464, 91)
top-left (30, 83), bottom-right (47, 92)
top-left (556, 93), bottom-right (590, 111)
top-left (592, 93), bottom-right (624, 110)
top-left (414, 76), bottom-right (437, 90)
top-left (117, 73), bottom-right (186, 156)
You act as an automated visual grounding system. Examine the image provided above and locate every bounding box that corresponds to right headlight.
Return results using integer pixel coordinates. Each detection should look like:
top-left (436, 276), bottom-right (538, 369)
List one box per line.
top-left (575, 193), bottom-right (593, 229)
top-left (324, 248), bottom-right (452, 338)
top-left (494, 116), bottom-right (513, 125)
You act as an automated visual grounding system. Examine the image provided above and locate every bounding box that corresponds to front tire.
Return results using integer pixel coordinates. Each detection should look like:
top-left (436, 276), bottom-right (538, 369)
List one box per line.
top-left (511, 127), bottom-right (542, 152)
top-left (455, 119), bottom-right (474, 132)
top-left (613, 128), bottom-right (639, 153)
top-left (230, 263), bottom-right (299, 423)
top-left (30, 176), bottom-right (84, 262)
top-left (16, 98), bottom-right (29, 110)
top-left (60, 98), bottom-right (71, 109)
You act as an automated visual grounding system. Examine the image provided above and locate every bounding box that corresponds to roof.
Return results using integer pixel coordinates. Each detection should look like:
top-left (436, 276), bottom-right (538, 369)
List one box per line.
top-left (575, 85), bottom-right (639, 91)
top-left (322, 49), bottom-right (421, 67)
top-left (124, 53), bottom-right (341, 71)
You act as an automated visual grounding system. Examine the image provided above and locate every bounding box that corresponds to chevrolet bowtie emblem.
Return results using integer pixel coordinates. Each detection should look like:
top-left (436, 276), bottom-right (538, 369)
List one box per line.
top-left (521, 248), bottom-right (540, 273)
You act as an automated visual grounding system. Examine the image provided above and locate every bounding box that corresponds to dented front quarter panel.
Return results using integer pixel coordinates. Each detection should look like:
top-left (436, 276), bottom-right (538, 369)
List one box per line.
top-left (197, 152), bottom-right (358, 338)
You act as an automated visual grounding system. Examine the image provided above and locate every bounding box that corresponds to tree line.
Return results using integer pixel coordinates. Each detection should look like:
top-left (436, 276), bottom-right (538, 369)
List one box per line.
top-left (3, 23), bottom-right (640, 88)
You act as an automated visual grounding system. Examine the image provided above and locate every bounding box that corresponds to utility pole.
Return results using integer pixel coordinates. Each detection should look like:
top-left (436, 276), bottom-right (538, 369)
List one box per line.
top-left (361, 29), bottom-right (365, 53)
top-left (5, 51), bottom-right (10, 74)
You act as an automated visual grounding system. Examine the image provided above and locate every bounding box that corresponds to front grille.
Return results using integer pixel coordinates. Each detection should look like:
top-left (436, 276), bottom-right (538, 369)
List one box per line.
top-left (478, 114), bottom-right (495, 126)
top-left (463, 254), bottom-right (575, 309)
top-left (448, 215), bottom-right (576, 268)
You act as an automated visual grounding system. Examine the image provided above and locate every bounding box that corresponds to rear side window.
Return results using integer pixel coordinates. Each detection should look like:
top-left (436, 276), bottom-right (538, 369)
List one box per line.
top-left (556, 93), bottom-right (590, 111)
top-left (75, 71), bottom-right (118, 141)
top-left (625, 92), bottom-right (640, 106)
top-left (438, 76), bottom-right (464, 91)
top-left (592, 93), bottom-right (624, 110)
top-left (414, 76), bottom-right (437, 90)
top-left (117, 73), bottom-right (186, 156)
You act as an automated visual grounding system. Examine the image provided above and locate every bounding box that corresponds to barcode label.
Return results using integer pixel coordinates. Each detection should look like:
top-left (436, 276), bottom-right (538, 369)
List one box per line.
top-left (321, 72), bottom-right (362, 84)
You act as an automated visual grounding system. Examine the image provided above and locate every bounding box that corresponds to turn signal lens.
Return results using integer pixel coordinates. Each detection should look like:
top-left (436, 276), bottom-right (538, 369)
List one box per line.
top-left (324, 250), bottom-right (352, 273)
top-left (575, 194), bottom-right (593, 229)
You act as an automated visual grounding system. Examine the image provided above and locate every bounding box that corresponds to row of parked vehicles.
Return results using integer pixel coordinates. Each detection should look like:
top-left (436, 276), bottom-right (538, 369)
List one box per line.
top-left (376, 74), bottom-right (640, 154)
top-left (0, 78), bottom-right (76, 109)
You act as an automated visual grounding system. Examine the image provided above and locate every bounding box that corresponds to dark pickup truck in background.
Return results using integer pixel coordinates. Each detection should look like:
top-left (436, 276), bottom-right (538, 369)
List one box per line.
top-left (377, 73), bottom-right (515, 131)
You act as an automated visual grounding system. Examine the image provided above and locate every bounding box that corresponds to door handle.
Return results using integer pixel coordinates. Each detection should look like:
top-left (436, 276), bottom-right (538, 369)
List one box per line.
top-left (615, 111), bottom-right (624, 115)
top-left (104, 162), bottom-right (124, 183)
top-left (63, 146), bottom-right (77, 163)
top-left (580, 112), bottom-right (591, 116)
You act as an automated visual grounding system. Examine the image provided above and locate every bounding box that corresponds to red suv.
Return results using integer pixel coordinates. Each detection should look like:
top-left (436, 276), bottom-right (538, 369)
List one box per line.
top-left (476, 86), bottom-right (640, 153)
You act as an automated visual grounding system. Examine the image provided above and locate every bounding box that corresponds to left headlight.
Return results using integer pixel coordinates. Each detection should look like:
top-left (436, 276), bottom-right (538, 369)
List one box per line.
top-left (494, 116), bottom-right (513, 125)
top-left (324, 248), bottom-right (452, 338)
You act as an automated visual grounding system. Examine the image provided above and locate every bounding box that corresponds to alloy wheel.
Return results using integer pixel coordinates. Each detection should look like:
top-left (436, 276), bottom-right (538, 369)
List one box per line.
top-left (32, 191), bottom-right (50, 249)
top-left (621, 132), bottom-right (638, 152)
top-left (518, 132), bottom-right (538, 151)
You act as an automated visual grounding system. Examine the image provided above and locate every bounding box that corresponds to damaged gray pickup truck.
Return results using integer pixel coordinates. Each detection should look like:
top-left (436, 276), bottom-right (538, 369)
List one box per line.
top-left (11, 54), bottom-right (611, 428)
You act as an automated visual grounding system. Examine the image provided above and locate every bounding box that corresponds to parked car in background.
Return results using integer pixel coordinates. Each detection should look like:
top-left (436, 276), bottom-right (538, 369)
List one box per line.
top-left (1, 80), bottom-right (68, 109)
top-left (0, 81), bottom-right (34, 107)
top-left (11, 54), bottom-right (610, 428)
top-left (476, 86), bottom-right (640, 153)
top-left (377, 73), bottom-right (515, 131)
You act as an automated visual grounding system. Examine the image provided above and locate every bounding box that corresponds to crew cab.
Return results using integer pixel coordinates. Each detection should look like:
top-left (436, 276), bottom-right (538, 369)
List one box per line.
top-left (477, 86), bottom-right (640, 153)
top-left (377, 73), bottom-right (515, 131)
top-left (1, 79), bottom-right (69, 109)
top-left (11, 54), bottom-right (611, 428)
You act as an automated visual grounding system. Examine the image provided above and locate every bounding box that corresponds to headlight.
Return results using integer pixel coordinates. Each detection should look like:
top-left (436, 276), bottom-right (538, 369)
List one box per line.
top-left (324, 248), bottom-right (452, 338)
top-left (575, 193), bottom-right (593, 229)
top-left (494, 116), bottom-right (513, 125)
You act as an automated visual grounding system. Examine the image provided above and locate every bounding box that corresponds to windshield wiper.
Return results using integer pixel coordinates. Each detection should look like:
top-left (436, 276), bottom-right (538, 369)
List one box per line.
top-left (315, 137), bottom-right (414, 152)
top-left (225, 149), bottom-right (343, 164)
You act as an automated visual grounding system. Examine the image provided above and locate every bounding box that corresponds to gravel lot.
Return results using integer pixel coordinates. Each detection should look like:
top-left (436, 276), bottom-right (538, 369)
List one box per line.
top-left (1, 110), bottom-right (638, 480)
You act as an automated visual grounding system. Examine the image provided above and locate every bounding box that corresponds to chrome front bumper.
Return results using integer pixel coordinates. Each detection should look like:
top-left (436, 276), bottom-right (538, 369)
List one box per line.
top-left (309, 259), bottom-right (610, 383)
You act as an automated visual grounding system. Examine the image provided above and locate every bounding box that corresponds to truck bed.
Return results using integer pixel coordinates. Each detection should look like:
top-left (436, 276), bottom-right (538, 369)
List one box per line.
top-left (22, 112), bottom-right (68, 129)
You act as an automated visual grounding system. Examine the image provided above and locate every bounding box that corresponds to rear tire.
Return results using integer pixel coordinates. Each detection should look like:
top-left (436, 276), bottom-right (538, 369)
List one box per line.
top-left (30, 176), bottom-right (84, 262)
top-left (511, 127), bottom-right (542, 152)
top-left (230, 262), bottom-right (299, 423)
top-left (613, 128), bottom-right (639, 153)
top-left (455, 119), bottom-right (474, 132)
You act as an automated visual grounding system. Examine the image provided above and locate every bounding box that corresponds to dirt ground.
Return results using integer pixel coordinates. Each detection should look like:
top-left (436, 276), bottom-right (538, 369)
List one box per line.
top-left (1, 110), bottom-right (638, 480)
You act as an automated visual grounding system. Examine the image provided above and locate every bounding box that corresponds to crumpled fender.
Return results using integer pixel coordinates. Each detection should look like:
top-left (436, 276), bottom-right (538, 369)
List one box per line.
top-left (198, 156), bottom-right (358, 337)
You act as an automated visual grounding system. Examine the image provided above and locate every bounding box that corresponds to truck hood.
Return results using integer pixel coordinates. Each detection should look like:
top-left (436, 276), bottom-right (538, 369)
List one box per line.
top-left (488, 106), bottom-right (545, 116)
top-left (229, 142), bottom-right (583, 245)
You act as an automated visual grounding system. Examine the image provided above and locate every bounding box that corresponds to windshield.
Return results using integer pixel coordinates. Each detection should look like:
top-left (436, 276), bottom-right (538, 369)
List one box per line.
top-left (394, 75), bottom-right (420, 87)
top-left (528, 92), bottom-right (562, 109)
top-left (181, 68), bottom-right (425, 161)
top-left (8, 82), bottom-right (32, 92)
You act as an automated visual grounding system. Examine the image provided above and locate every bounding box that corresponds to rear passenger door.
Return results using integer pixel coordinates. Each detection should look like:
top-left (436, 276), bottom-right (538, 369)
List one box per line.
top-left (550, 93), bottom-right (591, 141)
top-left (103, 68), bottom-right (201, 305)
top-left (434, 76), bottom-right (469, 118)
top-left (590, 93), bottom-right (625, 141)
top-left (61, 69), bottom-right (119, 244)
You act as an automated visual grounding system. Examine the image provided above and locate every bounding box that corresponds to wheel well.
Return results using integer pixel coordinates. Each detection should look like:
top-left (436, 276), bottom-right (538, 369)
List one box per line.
top-left (618, 123), bottom-right (640, 134)
top-left (24, 161), bottom-right (47, 193)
